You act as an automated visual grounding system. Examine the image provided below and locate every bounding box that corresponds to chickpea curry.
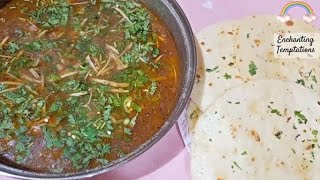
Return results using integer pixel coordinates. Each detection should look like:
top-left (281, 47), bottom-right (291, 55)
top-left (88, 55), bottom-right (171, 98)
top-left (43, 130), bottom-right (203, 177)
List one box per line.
top-left (0, 0), bottom-right (180, 173)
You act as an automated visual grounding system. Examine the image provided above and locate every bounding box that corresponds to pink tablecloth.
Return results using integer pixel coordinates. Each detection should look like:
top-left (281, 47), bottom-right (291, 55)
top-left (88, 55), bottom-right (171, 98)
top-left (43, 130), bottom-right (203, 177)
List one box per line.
top-left (2, 0), bottom-right (320, 180)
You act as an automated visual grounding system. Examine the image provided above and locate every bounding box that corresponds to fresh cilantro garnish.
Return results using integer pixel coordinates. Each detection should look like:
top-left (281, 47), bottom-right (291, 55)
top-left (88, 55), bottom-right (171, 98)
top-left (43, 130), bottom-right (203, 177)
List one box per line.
top-left (7, 42), bottom-right (20, 54)
top-left (75, 37), bottom-right (102, 57)
top-left (249, 61), bottom-right (257, 76)
top-left (122, 42), bottom-right (159, 64)
top-left (271, 109), bottom-right (282, 116)
top-left (43, 55), bottom-right (53, 62)
top-left (267, 105), bottom-right (282, 116)
top-left (113, 68), bottom-right (149, 88)
top-left (103, 105), bottom-right (112, 121)
top-left (49, 101), bottom-right (63, 113)
top-left (294, 110), bottom-right (308, 124)
top-left (312, 130), bottom-right (318, 136)
top-left (131, 102), bottom-right (142, 112)
top-left (232, 161), bottom-right (242, 170)
top-left (42, 127), bottom-right (63, 149)
top-left (296, 79), bottom-right (305, 86)
top-left (223, 73), bottom-right (232, 79)
top-left (206, 66), bottom-right (219, 73)
top-left (25, 40), bottom-right (58, 52)
top-left (149, 81), bottom-right (157, 95)
top-left (30, 0), bottom-right (70, 28)
top-left (124, 8), bottom-right (151, 42)
top-left (124, 127), bottom-right (132, 135)
top-left (100, 0), bottom-right (115, 10)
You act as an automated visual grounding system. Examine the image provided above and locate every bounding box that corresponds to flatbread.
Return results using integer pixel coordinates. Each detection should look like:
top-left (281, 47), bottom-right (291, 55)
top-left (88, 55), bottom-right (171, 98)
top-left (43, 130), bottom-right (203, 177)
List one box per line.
top-left (192, 15), bottom-right (320, 112)
top-left (191, 79), bottom-right (320, 180)
top-left (235, 15), bottom-right (320, 88)
top-left (192, 21), bottom-right (243, 112)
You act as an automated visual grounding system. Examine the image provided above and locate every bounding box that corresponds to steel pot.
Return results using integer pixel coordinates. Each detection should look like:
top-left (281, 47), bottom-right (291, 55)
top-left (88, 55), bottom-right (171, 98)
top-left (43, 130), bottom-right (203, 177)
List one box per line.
top-left (0, 0), bottom-right (196, 179)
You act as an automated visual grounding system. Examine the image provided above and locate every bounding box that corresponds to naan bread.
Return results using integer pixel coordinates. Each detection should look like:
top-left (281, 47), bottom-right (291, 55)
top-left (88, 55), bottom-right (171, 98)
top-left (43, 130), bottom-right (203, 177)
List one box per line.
top-left (192, 21), bottom-right (243, 112)
top-left (191, 79), bottom-right (320, 180)
top-left (235, 15), bottom-right (320, 89)
top-left (192, 15), bottom-right (320, 112)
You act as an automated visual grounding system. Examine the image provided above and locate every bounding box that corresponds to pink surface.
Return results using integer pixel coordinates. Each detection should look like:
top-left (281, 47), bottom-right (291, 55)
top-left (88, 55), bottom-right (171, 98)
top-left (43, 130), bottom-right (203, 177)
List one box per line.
top-left (2, 1), bottom-right (320, 180)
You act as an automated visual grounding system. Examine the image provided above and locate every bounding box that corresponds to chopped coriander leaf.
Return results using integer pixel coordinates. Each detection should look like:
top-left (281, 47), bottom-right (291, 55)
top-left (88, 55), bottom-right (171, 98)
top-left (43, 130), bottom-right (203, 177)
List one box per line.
top-left (206, 66), bottom-right (219, 73)
top-left (43, 55), bottom-right (53, 62)
top-left (149, 81), bottom-right (157, 95)
top-left (267, 105), bottom-right (282, 116)
top-left (223, 73), bottom-right (232, 79)
top-left (103, 105), bottom-right (112, 121)
top-left (100, 0), bottom-right (115, 10)
top-left (25, 40), bottom-right (58, 52)
top-left (42, 127), bottom-right (63, 149)
top-left (131, 102), bottom-right (142, 112)
top-left (312, 130), bottom-right (318, 136)
top-left (7, 42), bottom-right (20, 54)
top-left (16, 155), bottom-right (25, 164)
top-left (49, 101), bottom-right (63, 113)
top-left (206, 68), bottom-right (214, 73)
top-left (10, 56), bottom-right (33, 72)
top-left (72, 17), bottom-right (82, 31)
top-left (14, 135), bottom-right (33, 164)
top-left (294, 111), bottom-right (308, 124)
top-left (68, 114), bottom-right (76, 124)
top-left (3, 88), bottom-right (28, 105)
top-left (113, 68), bottom-right (149, 88)
top-left (48, 74), bottom-right (61, 82)
top-left (124, 127), bottom-right (132, 135)
top-left (122, 42), bottom-right (159, 64)
top-left (241, 151), bottom-right (247, 155)
top-left (123, 7), bottom-right (151, 42)
top-left (271, 109), bottom-right (282, 116)
top-left (233, 161), bottom-right (242, 170)
top-left (97, 159), bottom-right (109, 166)
top-left (75, 37), bottom-right (102, 57)
top-left (296, 79), bottom-right (305, 86)
top-left (30, 0), bottom-right (70, 28)
top-left (248, 61), bottom-right (257, 76)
